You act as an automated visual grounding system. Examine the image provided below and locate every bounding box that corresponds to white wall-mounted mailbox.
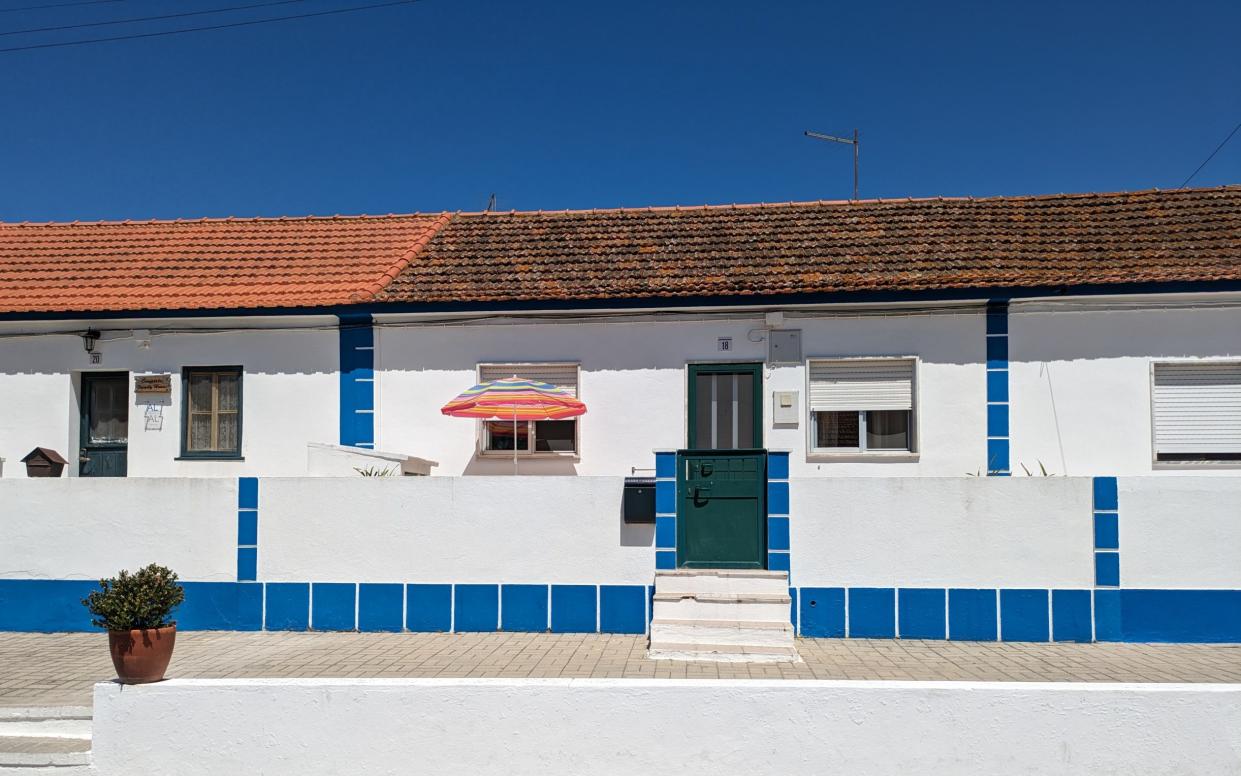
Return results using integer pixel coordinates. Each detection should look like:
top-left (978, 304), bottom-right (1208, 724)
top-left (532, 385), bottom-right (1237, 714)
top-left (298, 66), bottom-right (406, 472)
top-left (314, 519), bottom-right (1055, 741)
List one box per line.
top-left (773, 390), bottom-right (799, 425)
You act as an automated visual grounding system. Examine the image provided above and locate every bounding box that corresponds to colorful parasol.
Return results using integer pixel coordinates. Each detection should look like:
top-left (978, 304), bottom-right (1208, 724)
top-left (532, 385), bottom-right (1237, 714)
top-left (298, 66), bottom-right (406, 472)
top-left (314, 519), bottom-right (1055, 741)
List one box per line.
top-left (441, 377), bottom-right (587, 468)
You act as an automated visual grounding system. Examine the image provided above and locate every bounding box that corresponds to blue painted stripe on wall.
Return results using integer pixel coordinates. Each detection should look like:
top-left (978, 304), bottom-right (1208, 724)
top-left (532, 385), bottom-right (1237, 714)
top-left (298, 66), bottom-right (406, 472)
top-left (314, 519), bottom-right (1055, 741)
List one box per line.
top-left (898, 588), bottom-right (946, 639)
top-left (948, 588), bottom-right (997, 641)
top-left (406, 584), bottom-right (452, 632)
top-left (654, 451), bottom-right (676, 479)
top-left (654, 516), bottom-right (677, 549)
top-left (238, 477), bottom-right (258, 509)
top-left (338, 313), bottom-right (375, 447)
top-left (767, 451), bottom-right (790, 480)
top-left (766, 481), bottom-right (789, 516)
top-left (358, 583), bottom-right (404, 632)
top-left (1095, 552), bottom-right (1120, 587)
top-left (848, 588), bottom-right (896, 638)
top-left (454, 584), bottom-right (499, 632)
top-left (985, 335), bottom-right (1009, 368)
top-left (264, 582), bottom-right (310, 630)
top-left (798, 587), bottom-right (845, 638)
top-left (237, 510), bottom-right (258, 547)
top-left (1094, 513), bottom-right (1119, 550)
top-left (767, 517), bottom-right (790, 551)
top-left (987, 438), bottom-right (1010, 474)
top-left (551, 585), bottom-right (597, 633)
top-left (1052, 589), bottom-right (1092, 642)
top-left (236, 547), bottom-right (257, 582)
top-left (1108, 589), bottom-right (1241, 643)
top-left (1093, 477), bottom-right (1119, 511)
top-left (177, 582), bottom-right (263, 631)
top-left (986, 371), bottom-right (1009, 403)
top-left (985, 304), bottom-right (1009, 335)
top-left (599, 585), bottom-right (646, 634)
top-left (986, 404), bottom-right (1009, 438)
top-left (0, 580), bottom-right (97, 632)
top-left (767, 552), bottom-right (790, 572)
top-left (655, 551), bottom-right (676, 570)
top-left (501, 584), bottom-right (549, 632)
top-left (311, 583), bottom-right (356, 631)
top-left (654, 480), bottom-right (676, 514)
top-left (1000, 589), bottom-right (1049, 642)
top-left (1094, 589), bottom-right (1122, 641)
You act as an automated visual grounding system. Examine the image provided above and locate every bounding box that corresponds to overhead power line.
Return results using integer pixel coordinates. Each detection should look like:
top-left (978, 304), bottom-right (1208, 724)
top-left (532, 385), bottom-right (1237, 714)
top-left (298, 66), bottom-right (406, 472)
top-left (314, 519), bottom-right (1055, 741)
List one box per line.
top-left (0, 0), bottom-right (421, 54)
top-left (0, 0), bottom-right (309, 37)
top-left (1179, 118), bottom-right (1241, 189)
top-left (0, 0), bottom-right (122, 13)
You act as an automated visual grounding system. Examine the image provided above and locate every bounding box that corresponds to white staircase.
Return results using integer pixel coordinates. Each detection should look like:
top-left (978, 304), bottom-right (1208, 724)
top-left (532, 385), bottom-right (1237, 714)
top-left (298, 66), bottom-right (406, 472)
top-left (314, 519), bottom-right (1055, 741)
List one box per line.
top-left (649, 569), bottom-right (798, 662)
top-left (0, 707), bottom-right (94, 774)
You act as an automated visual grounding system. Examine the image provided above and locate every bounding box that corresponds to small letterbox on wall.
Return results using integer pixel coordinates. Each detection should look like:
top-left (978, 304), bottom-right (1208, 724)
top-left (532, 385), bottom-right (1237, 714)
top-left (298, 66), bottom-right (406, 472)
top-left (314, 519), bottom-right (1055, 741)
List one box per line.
top-left (21, 447), bottom-right (68, 478)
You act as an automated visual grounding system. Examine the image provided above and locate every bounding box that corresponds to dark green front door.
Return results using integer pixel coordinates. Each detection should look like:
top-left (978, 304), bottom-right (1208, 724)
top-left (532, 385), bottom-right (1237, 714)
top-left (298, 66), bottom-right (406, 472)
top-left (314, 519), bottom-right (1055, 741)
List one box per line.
top-left (677, 450), bottom-right (766, 568)
top-left (687, 363), bottom-right (763, 450)
top-left (79, 372), bottom-right (128, 477)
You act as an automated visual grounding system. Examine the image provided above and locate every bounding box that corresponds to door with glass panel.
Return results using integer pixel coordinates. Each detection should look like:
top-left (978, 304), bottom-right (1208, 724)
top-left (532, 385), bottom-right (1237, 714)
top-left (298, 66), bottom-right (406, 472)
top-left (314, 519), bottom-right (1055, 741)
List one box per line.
top-left (808, 358), bottom-right (915, 455)
top-left (687, 363), bottom-right (763, 450)
top-left (79, 372), bottom-right (129, 477)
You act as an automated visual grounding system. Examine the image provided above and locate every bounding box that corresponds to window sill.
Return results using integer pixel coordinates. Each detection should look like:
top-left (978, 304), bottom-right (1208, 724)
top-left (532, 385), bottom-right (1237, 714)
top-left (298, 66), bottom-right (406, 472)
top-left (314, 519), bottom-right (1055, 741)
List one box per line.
top-left (480, 451), bottom-right (580, 461)
top-left (1152, 460), bottom-right (1241, 470)
top-left (175, 456), bottom-right (246, 462)
top-left (807, 451), bottom-right (919, 464)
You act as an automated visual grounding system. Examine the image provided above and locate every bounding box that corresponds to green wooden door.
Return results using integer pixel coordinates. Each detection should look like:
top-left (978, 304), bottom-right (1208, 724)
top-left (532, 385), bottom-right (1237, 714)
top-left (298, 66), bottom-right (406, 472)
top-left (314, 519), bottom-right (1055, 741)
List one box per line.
top-left (687, 363), bottom-right (763, 450)
top-left (677, 450), bottom-right (766, 568)
top-left (79, 372), bottom-right (129, 477)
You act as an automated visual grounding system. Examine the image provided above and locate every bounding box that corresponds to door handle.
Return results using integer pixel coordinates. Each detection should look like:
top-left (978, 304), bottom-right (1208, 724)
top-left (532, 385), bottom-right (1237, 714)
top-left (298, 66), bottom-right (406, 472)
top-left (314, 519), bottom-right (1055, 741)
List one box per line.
top-left (78, 454), bottom-right (90, 463)
top-left (692, 486), bottom-right (711, 502)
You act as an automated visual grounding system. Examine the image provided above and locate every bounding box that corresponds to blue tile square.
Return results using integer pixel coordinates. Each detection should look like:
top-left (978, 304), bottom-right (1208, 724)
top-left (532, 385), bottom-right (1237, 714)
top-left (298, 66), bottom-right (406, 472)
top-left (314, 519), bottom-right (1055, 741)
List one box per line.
top-left (454, 584), bottom-right (499, 632)
top-left (0, 579), bottom-right (99, 632)
top-left (848, 588), bottom-right (896, 638)
top-left (1093, 477), bottom-right (1118, 511)
top-left (358, 583), bottom-right (403, 632)
top-left (986, 370), bottom-right (1009, 402)
top-left (311, 583), bottom-right (356, 631)
top-left (264, 582), bottom-right (310, 630)
top-left (655, 550), bottom-right (676, 570)
top-left (406, 584), bottom-right (451, 632)
top-left (1000, 589), bottom-right (1049, 642)
top-left (767, 517), bottom-right (790, 551)
top-left (767, 451), bottom-right (790, 480)
top-left (237, 510), bottom-right (258, 547)
top-left (1094, 513), bottom-right (1119, 549)
top-left (236, 547), bottom-right (257, 582)
top-left (898, 588), bottom-right (946, 639)
top-left (1095, 552), bottom-right (1120, 587)
top-left (551, 585), bottom-right (597, 633)
top-left (655, 451), bottom-right (676, 479)
top-left (767, 551), bottom-right (789, 572)
top-left (1113, 590), bottom-right (1241, 643)
top-left (767, 481), bottom-right (789, 516)
top-left (987, 438), bottom-right (1010, 474)
top-left (948, 588), bottom-right (997, 640)
top-left (986, 335), bottom-right (1009, 368)
top-left (1093, 589), bottom-right (1121, 641)
top-left (238, 477), bottom-right (258, 509)
top-left (655, 480), bottom-right (676, 514)
top-left (655, 516), bottom-right (676, 549)
top-left (599, 585), bottom-right (646, 634)
top-left (1052, 589), bottom-right (1092, 642)
top-left (986, 404), bottom-right (1009, 438)
top-left (986, 303), bottom-right (1009, 335)
top-left (177, 582), bottom-right (263, 631)
top-left (501, 584), bottom-right (549, 632)
top-left (798, 587), bottom-right (845, 637)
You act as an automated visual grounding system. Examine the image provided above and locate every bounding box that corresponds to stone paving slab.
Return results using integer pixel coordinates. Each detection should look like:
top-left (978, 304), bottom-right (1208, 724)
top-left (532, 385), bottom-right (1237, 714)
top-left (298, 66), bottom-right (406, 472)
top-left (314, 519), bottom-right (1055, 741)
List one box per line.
top-left (0, 631), bottom-right (1238, 707)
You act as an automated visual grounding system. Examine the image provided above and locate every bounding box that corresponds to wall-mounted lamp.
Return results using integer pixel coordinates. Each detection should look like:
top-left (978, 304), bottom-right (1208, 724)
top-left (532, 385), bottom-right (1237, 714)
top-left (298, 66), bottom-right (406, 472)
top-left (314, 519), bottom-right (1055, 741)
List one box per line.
top-left (81, 329), bottom-right (100, 353)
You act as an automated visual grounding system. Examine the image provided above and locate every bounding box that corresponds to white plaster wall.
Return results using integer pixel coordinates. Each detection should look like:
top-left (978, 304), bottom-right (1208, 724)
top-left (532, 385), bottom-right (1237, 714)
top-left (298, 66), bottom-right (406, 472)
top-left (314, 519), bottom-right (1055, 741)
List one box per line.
top-left (0, 317), bottom-right (338, 477)
top-left (790, 477), bottom-right (1094, 587)
top-left (1120, 477), bottom-right (1241, 588)
top-left (375, 311), bottom-right (985, 477)
top-left (259, 476), bottom-right (653, 584)
top-left (93, 678), bottom-right (1241, 776)
top-left (1009, 303), bottom-right (1241, 477)
top-left (0, 479), bottom-right (236, 580)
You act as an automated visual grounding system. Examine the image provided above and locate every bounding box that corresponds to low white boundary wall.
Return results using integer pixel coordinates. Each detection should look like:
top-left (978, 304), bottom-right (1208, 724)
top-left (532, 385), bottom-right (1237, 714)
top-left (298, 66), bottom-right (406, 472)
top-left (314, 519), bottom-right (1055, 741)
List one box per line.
top-left (93, 678), bottom-right (1241, 776)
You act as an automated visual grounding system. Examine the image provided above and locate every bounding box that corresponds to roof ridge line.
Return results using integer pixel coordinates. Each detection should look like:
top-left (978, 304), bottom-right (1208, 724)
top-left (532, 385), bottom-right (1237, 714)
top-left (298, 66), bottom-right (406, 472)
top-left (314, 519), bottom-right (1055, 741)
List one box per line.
top-left (349, 212), bottom-right (455, 304)
top-left (0, 211), bottom-right (451, 228)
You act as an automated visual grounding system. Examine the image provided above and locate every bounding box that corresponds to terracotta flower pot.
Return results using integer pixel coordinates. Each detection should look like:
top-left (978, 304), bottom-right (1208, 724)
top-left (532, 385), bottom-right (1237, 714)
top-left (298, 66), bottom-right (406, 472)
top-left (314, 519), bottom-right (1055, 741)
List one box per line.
top-left (108, 625), bottom-right (176, 684)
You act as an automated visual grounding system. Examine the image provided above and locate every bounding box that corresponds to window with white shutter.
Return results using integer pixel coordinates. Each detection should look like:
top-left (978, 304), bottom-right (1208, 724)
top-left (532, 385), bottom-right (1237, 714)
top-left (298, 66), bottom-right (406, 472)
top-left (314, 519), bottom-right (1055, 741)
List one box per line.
top-left (808, 358), bottom-right (916, 453)
top-left (478, 363), bottom-right (580, 455)
top-left (1152, 362), bottom-right (1241, 462)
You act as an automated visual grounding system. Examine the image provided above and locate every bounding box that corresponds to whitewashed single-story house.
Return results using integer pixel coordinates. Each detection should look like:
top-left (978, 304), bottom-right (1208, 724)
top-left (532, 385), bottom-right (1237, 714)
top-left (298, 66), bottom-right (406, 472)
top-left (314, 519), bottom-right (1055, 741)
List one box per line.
top-left (1, 186), bottom-right (1239, 647)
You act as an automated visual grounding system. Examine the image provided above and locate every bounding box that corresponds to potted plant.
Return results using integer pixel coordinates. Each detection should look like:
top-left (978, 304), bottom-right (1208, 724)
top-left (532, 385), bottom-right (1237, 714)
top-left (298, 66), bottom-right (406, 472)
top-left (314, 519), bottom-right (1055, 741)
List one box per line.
top-left (82, 564), bottom-right (185, 684)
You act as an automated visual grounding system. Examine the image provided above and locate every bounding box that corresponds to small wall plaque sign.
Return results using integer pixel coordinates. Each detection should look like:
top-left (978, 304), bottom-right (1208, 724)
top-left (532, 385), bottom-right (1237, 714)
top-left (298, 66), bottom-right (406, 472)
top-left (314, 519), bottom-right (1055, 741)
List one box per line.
top-left (134, 374), bottom-right (171, 394)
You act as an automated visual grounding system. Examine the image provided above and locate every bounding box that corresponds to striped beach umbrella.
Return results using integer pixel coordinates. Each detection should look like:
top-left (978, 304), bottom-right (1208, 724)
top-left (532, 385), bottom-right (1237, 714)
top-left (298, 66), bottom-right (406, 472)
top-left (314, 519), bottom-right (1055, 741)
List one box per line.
top-left (441, 377), bottom-right (587, 467)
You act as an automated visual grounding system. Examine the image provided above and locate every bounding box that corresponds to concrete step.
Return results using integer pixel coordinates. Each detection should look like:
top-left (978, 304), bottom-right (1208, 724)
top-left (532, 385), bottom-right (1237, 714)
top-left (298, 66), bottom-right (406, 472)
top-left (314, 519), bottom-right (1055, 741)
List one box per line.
top-left (0, 708), bottom-right (91, 741)
top-left (652, 592), bottom-right (792, 622)
top-left (654, 569), bottom-right (789, 597)
top-left (650, 619), bottom-right (794, 650)
top-left (0, 736), bottom-right (92, 770)
top-left (648, 642), bottom-right (801, 663)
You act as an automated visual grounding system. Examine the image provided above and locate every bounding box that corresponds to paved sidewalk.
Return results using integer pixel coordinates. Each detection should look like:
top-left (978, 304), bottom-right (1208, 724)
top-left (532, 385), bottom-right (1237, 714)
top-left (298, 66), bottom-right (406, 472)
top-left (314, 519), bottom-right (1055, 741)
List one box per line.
top-left (1, 631), bottom-right (1238, 707)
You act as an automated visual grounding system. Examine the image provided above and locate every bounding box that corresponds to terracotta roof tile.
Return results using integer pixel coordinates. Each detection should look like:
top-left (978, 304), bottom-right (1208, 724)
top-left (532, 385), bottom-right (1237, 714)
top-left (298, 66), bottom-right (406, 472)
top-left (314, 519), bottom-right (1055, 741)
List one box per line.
top-left (0, 213), bottom-right (450, 314)
top-left (376, 186), bottom-right (1241, 304)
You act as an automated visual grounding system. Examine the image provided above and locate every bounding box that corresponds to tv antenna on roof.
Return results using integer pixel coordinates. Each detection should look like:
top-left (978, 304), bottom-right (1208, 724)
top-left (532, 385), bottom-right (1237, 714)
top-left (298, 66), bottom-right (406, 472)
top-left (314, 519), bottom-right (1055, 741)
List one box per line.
top-left (804, 129), bottom-right (859, 200)
top-left (485, 193), bottom-right (497, 212)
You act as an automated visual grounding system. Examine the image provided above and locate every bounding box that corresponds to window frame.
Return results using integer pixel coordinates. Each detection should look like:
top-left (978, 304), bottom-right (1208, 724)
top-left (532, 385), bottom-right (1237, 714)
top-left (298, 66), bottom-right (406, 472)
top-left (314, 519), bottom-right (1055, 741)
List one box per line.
top-left (805, 355), bottom-right (920, 461)
top-left (1149, 359), bottom-right (1241, 469)
top-left (178, 366), bottom-right (244, 461)
top-left (476, 362), bottom-right (581, 459)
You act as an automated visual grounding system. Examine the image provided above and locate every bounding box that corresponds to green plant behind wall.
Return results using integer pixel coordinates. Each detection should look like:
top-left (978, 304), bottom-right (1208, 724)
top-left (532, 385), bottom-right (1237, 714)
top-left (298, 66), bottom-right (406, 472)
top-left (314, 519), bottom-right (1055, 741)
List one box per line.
top-left (82, 563), bottom-right (185, 631)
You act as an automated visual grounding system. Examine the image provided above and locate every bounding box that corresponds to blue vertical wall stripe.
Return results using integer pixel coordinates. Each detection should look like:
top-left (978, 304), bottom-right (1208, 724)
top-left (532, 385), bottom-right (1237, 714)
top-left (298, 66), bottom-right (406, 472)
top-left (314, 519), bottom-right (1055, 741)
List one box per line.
top-left (767, 451), bottom-right (791, 578)
top-left (985, 301), bottom-right (1010, 476)
top-left (237, 478), bottom-right (258, 582)
top-left (1093, 477), bottom-right (1120, 588)
top-left (654, 451), bottom-right (677, 572)
top-left (338, 313), bottom-right (375, 448)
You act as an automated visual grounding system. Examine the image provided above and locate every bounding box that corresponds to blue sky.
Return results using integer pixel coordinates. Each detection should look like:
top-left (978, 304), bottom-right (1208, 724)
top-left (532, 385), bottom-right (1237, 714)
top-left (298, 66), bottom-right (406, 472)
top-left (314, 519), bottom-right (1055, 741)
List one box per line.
top-left (0, 0), bottom-right (1238, 220)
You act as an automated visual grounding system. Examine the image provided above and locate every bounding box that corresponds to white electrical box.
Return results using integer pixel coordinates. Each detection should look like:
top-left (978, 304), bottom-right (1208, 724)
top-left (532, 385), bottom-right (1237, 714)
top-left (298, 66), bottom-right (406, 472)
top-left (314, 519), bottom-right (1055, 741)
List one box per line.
top-left (773, 390), bottom-right (799, 425)
top-left (768, 329), bottom-right (802, 363)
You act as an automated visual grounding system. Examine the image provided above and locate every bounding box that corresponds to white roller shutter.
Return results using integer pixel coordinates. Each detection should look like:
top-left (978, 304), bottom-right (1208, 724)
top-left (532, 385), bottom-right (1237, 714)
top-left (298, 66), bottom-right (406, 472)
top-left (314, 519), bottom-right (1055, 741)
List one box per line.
top-left (1153, 362), bottom-right (1241, 454)
top-left (808, 359), bottom-right (915, 412)
top-left (479, 363), bottom-right (579, 397)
